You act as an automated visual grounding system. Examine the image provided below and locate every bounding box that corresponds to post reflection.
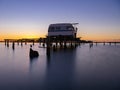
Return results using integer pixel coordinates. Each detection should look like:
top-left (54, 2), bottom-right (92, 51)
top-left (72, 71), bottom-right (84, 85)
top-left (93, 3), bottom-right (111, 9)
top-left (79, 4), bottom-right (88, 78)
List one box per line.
top-left (44, 48), bottom-right (76, 90)
top-left (29, 57), bottom-right (39, 72)
top-left (46, 48), bottom-right (51, 68)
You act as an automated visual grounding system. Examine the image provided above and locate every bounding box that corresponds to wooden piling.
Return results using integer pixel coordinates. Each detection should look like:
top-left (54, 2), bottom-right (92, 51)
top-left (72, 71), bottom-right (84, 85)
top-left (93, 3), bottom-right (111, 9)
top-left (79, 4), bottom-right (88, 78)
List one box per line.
top-left (96, 42), bottom-right (97, 46)
top-left (17, 41), bottom-right (19, 45)
top-left (12, 42), bottom-right (15, 50)
top-left (33, 40), bottom-right (34, 45)
top-left (43, 38), bottom-right (45, 47)
top-left (103, 42), bottom-right (105, 45)
top-left (39, 38), bottom-right (42, 45)
top-left (55, 39), bottom-right (58, 48)
top-left (21, 40), bottom-right (23, 46)
top-left (64, 38), bottom-right (67, 49)
top-left (109, 42), bottom-right (111, 45)
top-left (5, 40), bottom-right (6, 46)
top-left (25, 41), bottom-right (27, 45)
top-left (46, 36), bottom-right (51, 56)
top-left (75, 39), bottom-right (78, 48)
top-left (70, 41), bottom-right (73, 48)
top-left (7, 40), bottom-right (9, 47)
top-left (43, 43), bottom-right (45, 47)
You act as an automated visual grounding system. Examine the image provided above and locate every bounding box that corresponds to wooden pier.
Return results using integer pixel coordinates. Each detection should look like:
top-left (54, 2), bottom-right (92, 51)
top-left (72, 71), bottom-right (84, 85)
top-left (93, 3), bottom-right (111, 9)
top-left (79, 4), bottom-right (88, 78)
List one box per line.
top-left (4, 38), bottom-right (120, 48)
top-left (93, 42), bottom-right (120, 45)
top-left (3, 37), bottom-right (120, 59)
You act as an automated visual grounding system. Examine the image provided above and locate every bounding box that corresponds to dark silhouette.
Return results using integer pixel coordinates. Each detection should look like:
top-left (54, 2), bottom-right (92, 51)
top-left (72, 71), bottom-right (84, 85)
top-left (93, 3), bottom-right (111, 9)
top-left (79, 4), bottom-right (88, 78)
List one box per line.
top-left (29, 45), bottom-right (39, 59)
top-left (17, 41), bottom-right (19, 45)
top-left (42, 43), bottom-right (45, 47)
top-left (53, 45), bottom-right (56, 51)
top-left (32, 40), bottom-right (34, 45)
top-left (12, 42), bottom-right (15, 50)
top-left (89, 43), bottom-right (93, 48)
top-left (7, 40), bottom-right (9, 47)
top-left (46, 50), bottom-right (51, 68)
top-left (21, 41), bottom-right (23, 47)
top-left (103, 42), bottom-right (105, 45)
top-left (109, 42), bottom-right (111, 45)
top-left (96, 42), bottom-right (97, 46)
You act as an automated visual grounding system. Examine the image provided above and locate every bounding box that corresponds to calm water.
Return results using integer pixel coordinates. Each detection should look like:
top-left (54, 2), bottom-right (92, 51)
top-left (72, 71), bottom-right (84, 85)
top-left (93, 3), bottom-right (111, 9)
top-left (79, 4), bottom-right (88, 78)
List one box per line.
top-left (0, 42), bottom-right (120, 90)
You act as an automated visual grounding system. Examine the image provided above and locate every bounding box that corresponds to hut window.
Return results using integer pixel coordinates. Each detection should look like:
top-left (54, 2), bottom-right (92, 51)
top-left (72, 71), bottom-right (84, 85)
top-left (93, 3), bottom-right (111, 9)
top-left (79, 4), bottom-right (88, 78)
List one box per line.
top-left (56, 27), bottom-right (61, 30)
top-left (66, 26), bottom-right (73, 30)
top-left (48, 27), bottom-right (55, 32)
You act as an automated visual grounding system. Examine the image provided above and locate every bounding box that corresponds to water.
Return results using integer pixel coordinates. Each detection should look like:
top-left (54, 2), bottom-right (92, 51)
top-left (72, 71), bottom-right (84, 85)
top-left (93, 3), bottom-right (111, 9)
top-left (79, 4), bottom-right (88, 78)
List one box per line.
top-left (0, 43), bottom-right (120, 90)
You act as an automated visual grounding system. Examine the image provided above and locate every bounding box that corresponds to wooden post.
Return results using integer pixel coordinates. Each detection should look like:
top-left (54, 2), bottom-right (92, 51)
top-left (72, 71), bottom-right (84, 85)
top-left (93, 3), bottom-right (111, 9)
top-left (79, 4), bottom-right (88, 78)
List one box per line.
top-left (55, 37), bottom-right (58, 48)
top-left (33, 40), bottom-right (34, 45)
top-left (5, 40), bottom-right (6, 46)
top-left (12, 41), bottom-right (15, 50)
top-left (103, 42), bottom-right (105, 45)
top-left (60, 41), bottom-right (62, 48)
top-left (21, 40), bottom-right (23, 47)
top-left (46, 36), bottom-right (51, 57)
top-left (64, 37), bottom-right (67, 49)
top-left (96, 42), bottom-right (97, 46)
top-left (25, 41), bottom-right (27, 45)
top-left (43, 38), bottom-right (45, 47)
top-left (74, 38), bottom-right (76, 47)
top-left (78, 40), bottom-right (81, 46)
top-left (39, 38), bottom-right (41, 45)
top-left (17, 41), bottom-right (19, 45)
top-left (109, 42), bottom-right (111, 45)
top-left (70, 40), bottom-right (73, 48)
top-left (7, 40), bottom-right (9, 47)
top-left (59, 35), bottom-right (63, 48)
top-left (43, 43), bottom-right (45, 47)
top-left (46, 37), bottom-right (51, 66)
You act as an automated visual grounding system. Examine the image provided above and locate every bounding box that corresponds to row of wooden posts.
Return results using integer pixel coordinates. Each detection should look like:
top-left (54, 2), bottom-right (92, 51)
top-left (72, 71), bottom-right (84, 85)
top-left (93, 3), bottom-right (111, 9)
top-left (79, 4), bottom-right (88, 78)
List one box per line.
top-left (94, 42), bottom-right (119, 46)
top-left (4, 36), bottom-right (81, 48)
top-left (4, 38), bottom-right (119, 50)
top-left (5, 40), bottom-right (35, 46)
top-left (4, 37), bottom-right (119, 61)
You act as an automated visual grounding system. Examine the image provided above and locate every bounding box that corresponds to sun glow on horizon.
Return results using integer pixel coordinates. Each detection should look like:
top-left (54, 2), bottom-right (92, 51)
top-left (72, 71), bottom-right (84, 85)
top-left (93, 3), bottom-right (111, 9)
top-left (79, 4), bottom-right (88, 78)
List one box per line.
top-left (0, 28), bottom-right (120, 42)
top-left (0, 0), bottom-right (120, 42)
top-left (0, 32), bottom-right (46, 41)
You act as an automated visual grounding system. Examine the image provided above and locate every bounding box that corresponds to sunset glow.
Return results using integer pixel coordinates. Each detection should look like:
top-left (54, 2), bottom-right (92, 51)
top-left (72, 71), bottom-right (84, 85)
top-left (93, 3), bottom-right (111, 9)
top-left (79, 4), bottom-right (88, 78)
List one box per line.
top-left (0, 0), bottom-right (120, 41)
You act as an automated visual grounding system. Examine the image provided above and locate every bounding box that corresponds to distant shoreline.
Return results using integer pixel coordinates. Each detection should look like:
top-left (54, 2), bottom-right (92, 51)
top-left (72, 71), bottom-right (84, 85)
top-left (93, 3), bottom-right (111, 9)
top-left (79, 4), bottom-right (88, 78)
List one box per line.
top-left (0, 41), bottom-right (120, 43)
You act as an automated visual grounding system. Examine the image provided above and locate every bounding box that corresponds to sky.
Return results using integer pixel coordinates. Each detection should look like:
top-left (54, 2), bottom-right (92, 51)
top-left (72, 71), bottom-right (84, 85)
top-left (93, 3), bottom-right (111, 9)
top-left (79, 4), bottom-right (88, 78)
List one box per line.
top-left (0, 0), bottom-right (120, 41)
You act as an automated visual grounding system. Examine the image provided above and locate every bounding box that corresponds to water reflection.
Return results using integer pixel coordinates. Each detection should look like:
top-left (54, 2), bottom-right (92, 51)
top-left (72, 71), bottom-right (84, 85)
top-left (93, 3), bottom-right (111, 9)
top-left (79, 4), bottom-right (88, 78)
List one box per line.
top-left (12, 42), bottom-right (15, 51)
top-left (29, 57), bottom-right (39, 72)
top-left (75, 44), bottom-right (120, 90)
top-left (44, 48), bottom-right (77, 90)
top-left (0, 43), bottom-right (120, 90)
top-left (89, 43), bottom-right (93, 48)
top-left (46, 52), bottom-right (51, 68)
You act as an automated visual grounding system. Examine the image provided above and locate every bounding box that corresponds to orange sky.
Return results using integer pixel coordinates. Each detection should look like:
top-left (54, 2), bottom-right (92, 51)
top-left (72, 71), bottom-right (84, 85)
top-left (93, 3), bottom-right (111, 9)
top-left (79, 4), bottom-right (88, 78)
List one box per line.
top-left (0, 33), bottom-right (45, 41)
top-left (0, 0), bottom-right (120, 42)
top-left (0, 30), bottom-right (120, 42)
